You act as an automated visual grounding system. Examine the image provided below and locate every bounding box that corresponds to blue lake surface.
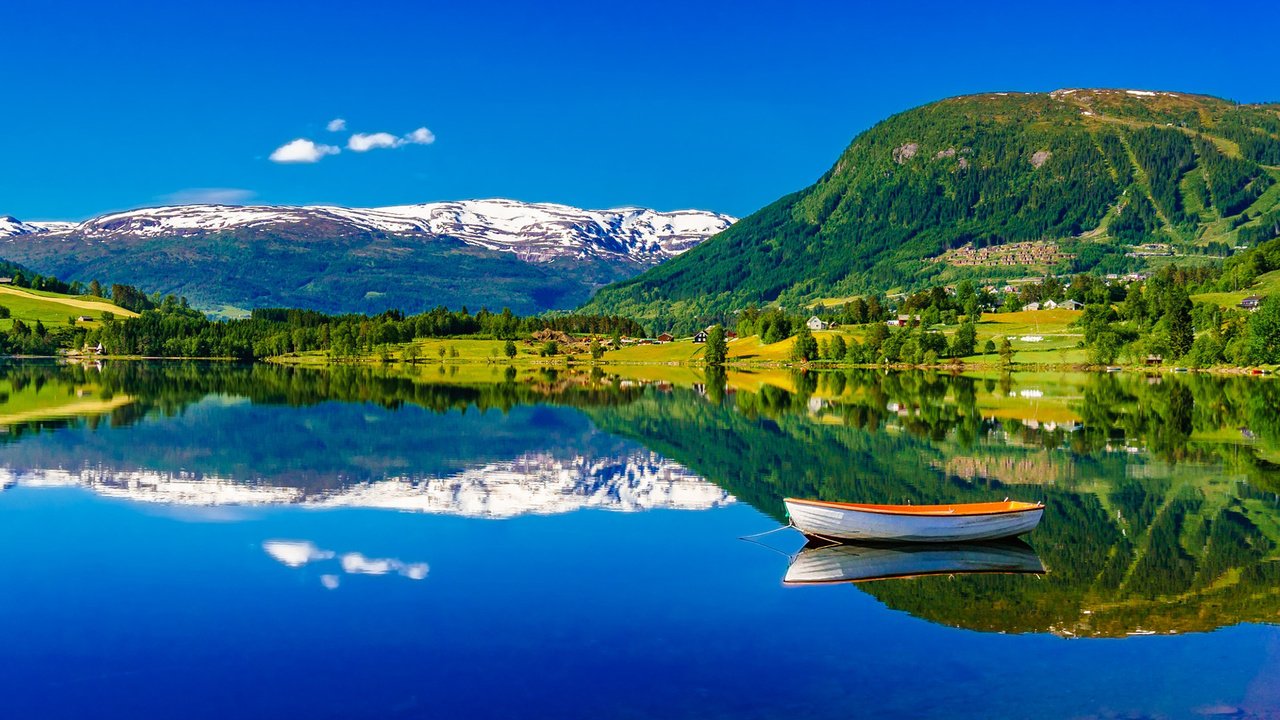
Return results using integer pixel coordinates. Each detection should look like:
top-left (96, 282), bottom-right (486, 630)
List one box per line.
top-left (2, 362), bottom-right (1279, 718)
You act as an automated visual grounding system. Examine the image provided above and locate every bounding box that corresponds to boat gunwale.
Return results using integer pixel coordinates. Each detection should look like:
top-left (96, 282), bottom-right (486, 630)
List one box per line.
top-left (784, 497), bottom-right (1045, 517)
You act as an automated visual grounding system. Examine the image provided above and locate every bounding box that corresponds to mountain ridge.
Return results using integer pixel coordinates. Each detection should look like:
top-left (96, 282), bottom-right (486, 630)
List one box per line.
top-left (0, 199), bottom-right (734, 315)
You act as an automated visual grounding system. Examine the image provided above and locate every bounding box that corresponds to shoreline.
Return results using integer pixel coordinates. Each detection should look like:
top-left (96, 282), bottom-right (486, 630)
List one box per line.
top-left (7, 351), bottom-right (1274, 377)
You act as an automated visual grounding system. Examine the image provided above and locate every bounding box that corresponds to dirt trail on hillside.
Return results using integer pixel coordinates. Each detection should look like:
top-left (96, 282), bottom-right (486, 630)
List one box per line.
top-left (0, 286), bottom-right (139, 316)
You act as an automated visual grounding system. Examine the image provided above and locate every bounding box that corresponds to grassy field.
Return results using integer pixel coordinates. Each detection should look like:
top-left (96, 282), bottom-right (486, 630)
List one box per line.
top-left (1193, 269), bottom-right (1280, 309)
top-left (266, 308), bottom-right (1144, 373)
top-left (0, 285), bottom-right (137, 331)
top-left (605, 340), bottom-right (706, 363)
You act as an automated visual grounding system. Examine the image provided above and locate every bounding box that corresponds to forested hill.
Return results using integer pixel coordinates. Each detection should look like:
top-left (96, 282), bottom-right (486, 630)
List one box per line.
top-left (583, 89), bottom-right (1280, 330)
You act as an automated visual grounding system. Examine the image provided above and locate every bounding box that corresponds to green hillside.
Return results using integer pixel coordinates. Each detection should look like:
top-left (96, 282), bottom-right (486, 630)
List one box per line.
top-left (0, 284), bottom-right (136, 331)
top-left (585, 89), bottom-right (1280, 329)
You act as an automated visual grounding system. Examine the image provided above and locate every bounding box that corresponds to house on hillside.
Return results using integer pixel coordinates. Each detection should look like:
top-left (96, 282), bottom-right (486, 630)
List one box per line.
top-left (725, 330), bottom-right (738, 339)
top-left (1022, 301), bottom-right (1041, 312)
top-left (656, 332), bottom-right (674, 343)
top-left (75, 315), bottom-right (93, 323)
top-left (693, 330), bottom-right (708, 343)
top-left (0, 277), bottom-right (11, 285)
top-left (806, 316), bottom-right (829, 331)
top-left (1241, 295), bottom-right (1263, 311)
top-left (1060, 299), bottom-right (1084, 310)
top-left (1041, 300), bottom-right (1058, 310)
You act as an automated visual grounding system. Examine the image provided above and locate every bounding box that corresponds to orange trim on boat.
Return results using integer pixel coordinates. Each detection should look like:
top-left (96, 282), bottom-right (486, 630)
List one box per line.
top-left (784, 498), bottom-right (1044, 517)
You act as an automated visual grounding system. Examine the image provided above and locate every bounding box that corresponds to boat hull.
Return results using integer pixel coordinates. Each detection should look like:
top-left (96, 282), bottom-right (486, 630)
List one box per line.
top-left (785, 499), bottom-right (1043, 542)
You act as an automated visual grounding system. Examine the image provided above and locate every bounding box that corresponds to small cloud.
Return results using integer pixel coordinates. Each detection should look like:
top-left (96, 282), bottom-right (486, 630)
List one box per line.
top-left (270, 138), bottom-right (340, 163)
top-left (404, 127), bottom-right (435, 145)
top-left (347, 132), bottom-right (404, 152)
top-left (158, 188), bottom-right (255, 205)
top-left (347, 126), bottom-right (436, 152)
top-left (399, 562), bottom-right (429, 580)
top-left (326, 118), bottom-right (347, 132)
top-left (320, 574), bottom-right (340, 590)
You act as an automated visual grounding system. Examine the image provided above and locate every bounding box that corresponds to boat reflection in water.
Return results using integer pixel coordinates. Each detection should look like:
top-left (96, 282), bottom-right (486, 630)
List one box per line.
top-left (784, 539), bottom-right (1046, 585)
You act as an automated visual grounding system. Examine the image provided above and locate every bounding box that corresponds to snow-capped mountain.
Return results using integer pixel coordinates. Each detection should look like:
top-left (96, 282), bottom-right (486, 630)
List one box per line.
top-left (0, 199), bottom-right (733, 314)
top-left (0, 451), bottom-right (734, 518)
top-left (0, 216), bottom-right (76, 236)
top-left (2, 199), bottom-right (734, 264)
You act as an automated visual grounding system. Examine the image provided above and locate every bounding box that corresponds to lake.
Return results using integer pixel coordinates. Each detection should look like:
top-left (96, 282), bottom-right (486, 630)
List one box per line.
top-left (2, 360), bottom-right (1279, 719)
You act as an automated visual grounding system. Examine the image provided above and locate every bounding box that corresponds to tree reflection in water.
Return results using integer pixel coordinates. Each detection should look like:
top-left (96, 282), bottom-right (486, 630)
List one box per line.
top-left (2, 360), bottom-right (1280, 636)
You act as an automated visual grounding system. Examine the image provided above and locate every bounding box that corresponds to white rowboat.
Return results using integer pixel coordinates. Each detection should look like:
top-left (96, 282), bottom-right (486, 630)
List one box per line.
top-left (784, 498), bottom-right (1044, 543)
top-left (784, 539), bottom-right (1045, 585)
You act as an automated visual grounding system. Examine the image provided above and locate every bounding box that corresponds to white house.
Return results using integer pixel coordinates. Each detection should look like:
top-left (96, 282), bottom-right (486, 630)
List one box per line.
top-left (1060, 299), bottom-right (1084, 310)
top-left (806, 316), bottom-right (829, 331)
top-left (1022, 301), bottom-right (1041, 312)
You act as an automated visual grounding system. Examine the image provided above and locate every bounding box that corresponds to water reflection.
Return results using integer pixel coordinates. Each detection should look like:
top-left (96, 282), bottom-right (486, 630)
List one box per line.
top-left (0, 452), bottom-right (730, 517)
top-left (2, 360), bottom-right (1280, 638)
top-left (783, 539), bottom-right (1045, 585)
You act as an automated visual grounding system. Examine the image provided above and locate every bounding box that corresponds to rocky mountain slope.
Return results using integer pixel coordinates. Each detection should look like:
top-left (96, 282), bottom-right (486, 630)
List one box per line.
top-left (0, 199), bottom-right (733, 315)
top-left (584, 89), bottom-right (1280, 328)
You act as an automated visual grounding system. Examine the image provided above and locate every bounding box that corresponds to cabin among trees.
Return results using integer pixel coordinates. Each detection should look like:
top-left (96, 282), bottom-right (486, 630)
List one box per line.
top-left (806, 316), bottom-right (829, 331)
top-left (1241, 295), bottom-right (1262, 311)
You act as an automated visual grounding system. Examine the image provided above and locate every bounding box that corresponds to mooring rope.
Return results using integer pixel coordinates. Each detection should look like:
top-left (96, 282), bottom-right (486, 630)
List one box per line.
top-left (738, 522), bottom-right (797, 540)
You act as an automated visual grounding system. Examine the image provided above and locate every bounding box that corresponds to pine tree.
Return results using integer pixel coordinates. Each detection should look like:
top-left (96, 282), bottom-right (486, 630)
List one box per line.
top-left (1166, 287), bottom-right (1194, 359)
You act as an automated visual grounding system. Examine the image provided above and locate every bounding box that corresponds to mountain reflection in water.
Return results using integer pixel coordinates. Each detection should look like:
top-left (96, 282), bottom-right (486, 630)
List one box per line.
top-left (2, 360), bottom-right (1280, 640)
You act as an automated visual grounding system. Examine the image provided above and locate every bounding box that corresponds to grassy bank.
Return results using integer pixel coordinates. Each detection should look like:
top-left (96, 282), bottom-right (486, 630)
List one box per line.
top-left (0, 284), bottom-right (137, 331)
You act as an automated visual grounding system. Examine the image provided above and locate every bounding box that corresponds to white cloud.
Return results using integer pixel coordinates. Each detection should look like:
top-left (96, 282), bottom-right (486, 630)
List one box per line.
top-left (347, 126), bottom-right (436, 152)
top-left (158, 188), bottom-right (255, 205)
top-left (347, 132), bottom-right (404, 152)
top-left (404, 127), bottom-right (435, 145)
top-left (270, 138), bottom-right (340, 163)
top-left (326, 118), bottom-right (347, 132)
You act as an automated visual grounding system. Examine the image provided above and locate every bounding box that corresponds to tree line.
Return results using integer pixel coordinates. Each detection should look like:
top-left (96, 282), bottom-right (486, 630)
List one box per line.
top-left (90, 301), bottom-right (647, 359)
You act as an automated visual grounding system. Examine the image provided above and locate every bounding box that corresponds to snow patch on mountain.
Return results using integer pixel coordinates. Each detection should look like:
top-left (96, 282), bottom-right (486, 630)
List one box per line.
top-left (0, 199), bottom-right (735, 265)
top-left (0, 216), bottom-right (76, 236)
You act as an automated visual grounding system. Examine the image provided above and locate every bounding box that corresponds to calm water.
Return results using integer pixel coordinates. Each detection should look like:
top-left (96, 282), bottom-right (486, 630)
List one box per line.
top-left (3, 361), bottom-right (1280, 719)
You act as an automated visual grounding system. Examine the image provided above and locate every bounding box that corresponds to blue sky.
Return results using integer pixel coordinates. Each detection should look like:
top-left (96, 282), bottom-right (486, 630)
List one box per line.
top-left (4, 0), bottom-right (1278, 221)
